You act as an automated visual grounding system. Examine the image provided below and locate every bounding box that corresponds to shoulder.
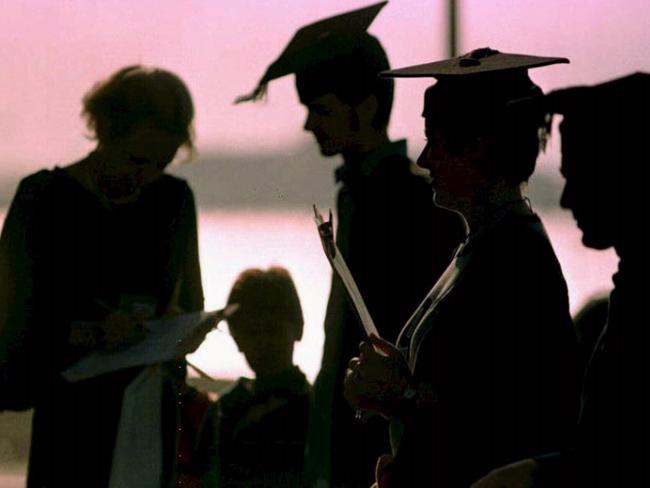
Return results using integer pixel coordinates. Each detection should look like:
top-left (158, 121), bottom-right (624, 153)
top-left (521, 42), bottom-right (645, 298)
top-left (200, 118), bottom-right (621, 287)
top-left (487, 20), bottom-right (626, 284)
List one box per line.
top-left (474, 214), bottom-right (569, 306)
top-left (13, 169), bottom-right (58, 199)
top-left (3, 169), bottom-right (64, 218)
top-left (373, 154), bottom-right (436, 205)
top-left (154, 173), bottom-right (194, 199)
top-left (144, 174), bottom-right (197, 219)
top-left (484, 214), bottom-right (557, 261)
top-left (377, 154), bottom-right (424, 183)
top-left (217, 377), bottom-right (253, 411)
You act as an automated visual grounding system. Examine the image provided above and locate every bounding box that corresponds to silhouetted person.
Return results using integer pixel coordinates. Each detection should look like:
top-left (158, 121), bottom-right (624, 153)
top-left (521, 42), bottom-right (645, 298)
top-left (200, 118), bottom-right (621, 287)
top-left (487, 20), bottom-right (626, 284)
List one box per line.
top-left (344, 48), bottom-right (578, 487)
top-left (196, 267), bottom-right (310, 487)
top-left (237, 3), bottom-right (464, 487)
top-left (573, 294), bottom-right (610, 374)
top-left (471, 72), bottom-right (650, 488)
top-left (0, 65), bottom-right (203, 487)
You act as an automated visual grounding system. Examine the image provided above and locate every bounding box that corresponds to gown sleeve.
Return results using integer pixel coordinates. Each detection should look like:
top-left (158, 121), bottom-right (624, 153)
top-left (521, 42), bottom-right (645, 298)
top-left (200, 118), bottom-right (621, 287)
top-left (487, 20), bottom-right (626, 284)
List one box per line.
top-left (175, 184), bottom-right (204, 314)
top-left (0, 178), bottom-right (42, 410)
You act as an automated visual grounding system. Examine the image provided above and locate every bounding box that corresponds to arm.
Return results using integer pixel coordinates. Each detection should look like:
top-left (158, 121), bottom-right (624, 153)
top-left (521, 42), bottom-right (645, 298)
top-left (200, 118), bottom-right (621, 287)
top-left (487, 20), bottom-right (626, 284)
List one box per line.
top-left (0, 180), bottom-right (39, 410)
top-left (174, 185), bottom-right (204, 314)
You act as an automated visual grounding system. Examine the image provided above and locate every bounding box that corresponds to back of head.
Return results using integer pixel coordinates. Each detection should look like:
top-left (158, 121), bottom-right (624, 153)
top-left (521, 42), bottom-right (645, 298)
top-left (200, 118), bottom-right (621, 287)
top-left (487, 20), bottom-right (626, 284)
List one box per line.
top-left (295, 33), bottom-right (394, 130)
top-left (237, 3), bottom-right (393, 129)
top-left (423, 70), bottom-right (547, 185)
top-left (382, 48), bottom-right (569, 186)
top-left (82, 65), bottom-right (195, 150)
top-left (549, 72), bottom-right (650, 186)
top-left (226, 266), bottom-right (304, 341)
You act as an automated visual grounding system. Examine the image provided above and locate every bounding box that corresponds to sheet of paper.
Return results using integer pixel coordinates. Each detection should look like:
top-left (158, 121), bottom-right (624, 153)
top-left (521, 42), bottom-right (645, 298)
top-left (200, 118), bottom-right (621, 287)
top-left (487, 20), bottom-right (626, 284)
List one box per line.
top-left (313, 206), bottom-right (379, 338)
top-left (63, 309), bottom-right (229, 382)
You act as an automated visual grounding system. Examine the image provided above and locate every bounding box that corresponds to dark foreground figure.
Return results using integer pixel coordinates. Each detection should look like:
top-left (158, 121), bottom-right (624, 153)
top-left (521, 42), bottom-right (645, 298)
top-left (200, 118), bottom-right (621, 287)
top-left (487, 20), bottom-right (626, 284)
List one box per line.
top-left (0, 66), bottom-right (203, 487)
top-left (238, 3), bottom-right (464, 487)
top-left (472, 72), bottom-right (650, 488)
top-left (345, 49), bottom-right (578, 487)
top-left (197, 267), bottom-right (310, 487)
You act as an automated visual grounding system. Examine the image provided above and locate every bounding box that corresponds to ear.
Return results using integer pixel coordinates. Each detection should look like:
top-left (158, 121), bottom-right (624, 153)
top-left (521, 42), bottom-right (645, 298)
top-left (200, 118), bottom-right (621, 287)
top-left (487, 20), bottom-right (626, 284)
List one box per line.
top-left (465, 136), bottom-right (489, 160)
top-left (354, 94), bottom-right (379, 130)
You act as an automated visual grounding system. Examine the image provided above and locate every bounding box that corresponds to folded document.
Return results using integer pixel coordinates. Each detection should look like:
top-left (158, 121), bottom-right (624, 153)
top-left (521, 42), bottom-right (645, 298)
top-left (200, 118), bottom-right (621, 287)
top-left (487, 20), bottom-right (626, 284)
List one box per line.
top-left (63, 309), bottom-right (228, 382)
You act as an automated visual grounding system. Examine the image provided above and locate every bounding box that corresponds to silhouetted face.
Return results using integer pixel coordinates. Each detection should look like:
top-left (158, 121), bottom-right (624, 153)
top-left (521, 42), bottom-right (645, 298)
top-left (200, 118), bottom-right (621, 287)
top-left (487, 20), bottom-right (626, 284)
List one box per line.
top-left (559, 121), bottom-right (616, 250)
top-left (302, 93), bottom-right (358, 156)
top-left (417, 119), bottom-right (488, 212)
top-left (229, 319), bottom-right (295, 377)
top-left (95, 126), bottom-right (182, 203)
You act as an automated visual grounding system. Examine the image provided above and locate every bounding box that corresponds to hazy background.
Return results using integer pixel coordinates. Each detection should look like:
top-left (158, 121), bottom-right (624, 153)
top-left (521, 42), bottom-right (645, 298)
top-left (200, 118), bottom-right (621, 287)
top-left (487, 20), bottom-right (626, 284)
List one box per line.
top-left (1, 0), bottom-right (649, 175)
top-left (0, 1), bottom-right (648, 483)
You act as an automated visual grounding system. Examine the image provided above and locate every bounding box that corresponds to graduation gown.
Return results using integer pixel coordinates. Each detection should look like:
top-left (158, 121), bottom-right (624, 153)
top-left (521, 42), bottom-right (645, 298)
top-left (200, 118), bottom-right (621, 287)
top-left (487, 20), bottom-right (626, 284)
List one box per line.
top-left (0, 164), bottom-right (203, 487)
top-left (306, 140), bottom-right (466, 488)
top-left (386, 203), bottom-right (577, 487)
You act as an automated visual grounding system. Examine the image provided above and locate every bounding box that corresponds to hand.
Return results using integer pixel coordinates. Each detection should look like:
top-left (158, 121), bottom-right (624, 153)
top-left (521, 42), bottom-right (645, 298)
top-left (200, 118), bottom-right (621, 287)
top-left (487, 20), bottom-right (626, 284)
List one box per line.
top-left (375, 453), bottom-right (395, 488)
top-left (174, 311), bottom-right (221, 357)
top-left (470, 459), bottom-right (538, 488)
top-left (344, 334), bottom-right (410, 419)
top-left (69, 321), bottom-right (102, 348)
top-left (101, 311), bottom-right (145, 350)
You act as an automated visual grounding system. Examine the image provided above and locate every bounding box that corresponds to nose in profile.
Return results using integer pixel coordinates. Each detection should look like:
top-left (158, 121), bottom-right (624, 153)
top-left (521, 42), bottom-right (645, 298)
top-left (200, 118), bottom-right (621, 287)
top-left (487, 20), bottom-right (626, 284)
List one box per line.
top-left (303, 110), bottom-right (316, 132)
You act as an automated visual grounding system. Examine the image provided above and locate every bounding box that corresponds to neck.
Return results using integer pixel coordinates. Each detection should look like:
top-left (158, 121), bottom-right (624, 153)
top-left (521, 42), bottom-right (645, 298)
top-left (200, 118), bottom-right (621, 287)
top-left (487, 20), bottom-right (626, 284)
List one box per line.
top-left (341, 129), bottom-right (389, 163)
top-left (461, 182), bottom-right (526, 233)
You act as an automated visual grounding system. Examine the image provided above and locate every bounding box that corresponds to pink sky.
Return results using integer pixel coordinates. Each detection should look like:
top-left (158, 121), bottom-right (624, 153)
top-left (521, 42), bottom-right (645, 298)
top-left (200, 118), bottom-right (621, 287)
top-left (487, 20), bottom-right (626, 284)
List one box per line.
top-left (1, 0), bottom-right (649, 176)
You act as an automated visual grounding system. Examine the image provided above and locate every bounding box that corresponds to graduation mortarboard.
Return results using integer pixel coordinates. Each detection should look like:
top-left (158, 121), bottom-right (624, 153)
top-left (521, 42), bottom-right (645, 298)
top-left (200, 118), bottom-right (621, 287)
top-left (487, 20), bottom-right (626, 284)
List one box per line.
top-left (381, 48), bottom-right (568, 120)
top-left (380, 47), bottom-right (568, 79)
top-left (547, 72), bottom-right (650, 116)
top-left (545, 72), bottom-right (650, 166)
top-left (236, 1), bottom-right (388, 103)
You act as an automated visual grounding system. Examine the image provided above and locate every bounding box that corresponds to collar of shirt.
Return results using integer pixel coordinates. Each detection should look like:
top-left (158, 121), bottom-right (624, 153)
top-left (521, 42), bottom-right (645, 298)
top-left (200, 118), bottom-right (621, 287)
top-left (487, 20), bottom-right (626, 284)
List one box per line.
top-left (252, 365), bottom-right (307, 396)
top-left (458, 199), bottom-right (533, 257)
top-left (334, 139), bottom-right (407, 184)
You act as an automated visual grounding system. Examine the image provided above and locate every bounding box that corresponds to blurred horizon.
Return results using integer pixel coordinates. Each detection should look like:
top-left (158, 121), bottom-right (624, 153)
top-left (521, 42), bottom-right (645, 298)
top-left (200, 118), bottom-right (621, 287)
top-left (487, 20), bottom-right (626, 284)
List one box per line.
top-left (1, 0), bottom-right (649, 178)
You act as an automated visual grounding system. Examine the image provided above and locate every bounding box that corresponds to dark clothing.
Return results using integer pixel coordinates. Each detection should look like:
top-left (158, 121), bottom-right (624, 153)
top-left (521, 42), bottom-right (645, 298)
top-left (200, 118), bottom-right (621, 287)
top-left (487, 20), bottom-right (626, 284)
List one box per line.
top-left (306, 140), bottom-right (465, 487)
top-left (200, 366), bottom-right (311, 487)
top-left (577, 257), bottom-right (650, 487)
top-left (387, 207), bottom-right (577, 487)
top-left (0, 164), bottom-right (203, 487)
top-left (535, 252), bottom-right (650, 487)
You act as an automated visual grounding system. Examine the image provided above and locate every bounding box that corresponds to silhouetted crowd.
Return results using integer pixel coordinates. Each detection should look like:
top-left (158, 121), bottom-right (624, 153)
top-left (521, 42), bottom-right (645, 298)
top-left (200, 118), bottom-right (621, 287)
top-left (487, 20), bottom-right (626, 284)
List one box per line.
top-left (1, 2), bottom-right (649, 487)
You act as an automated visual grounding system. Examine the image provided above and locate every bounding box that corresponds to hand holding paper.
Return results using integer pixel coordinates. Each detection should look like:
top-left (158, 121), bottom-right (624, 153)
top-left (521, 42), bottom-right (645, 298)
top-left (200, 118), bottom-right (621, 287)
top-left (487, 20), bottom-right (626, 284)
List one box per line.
top-left (63, 305), bottom-right (238, 382)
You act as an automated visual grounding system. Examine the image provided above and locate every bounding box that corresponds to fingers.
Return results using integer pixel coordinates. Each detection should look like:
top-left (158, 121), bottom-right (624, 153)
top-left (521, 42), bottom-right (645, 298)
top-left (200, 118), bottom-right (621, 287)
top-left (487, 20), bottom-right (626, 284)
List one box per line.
top-left (348, 357), bottom-right (360, 369)
top-left (368, 334), bottom-right (399, 358)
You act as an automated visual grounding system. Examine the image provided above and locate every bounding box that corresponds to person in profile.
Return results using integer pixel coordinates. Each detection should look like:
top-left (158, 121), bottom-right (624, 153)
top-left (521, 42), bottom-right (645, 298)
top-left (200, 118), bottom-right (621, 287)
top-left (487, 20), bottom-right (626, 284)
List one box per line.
top-left (0, 65), bottom-right (203, 487)
top-left (343, 48), bottom-right (578, 487)
top-left (196, 266), bottom-right (310, 487)
top-left (237, 3), bottom-right (465, 486)
top-left (471, 72), bottom-right (650, 488)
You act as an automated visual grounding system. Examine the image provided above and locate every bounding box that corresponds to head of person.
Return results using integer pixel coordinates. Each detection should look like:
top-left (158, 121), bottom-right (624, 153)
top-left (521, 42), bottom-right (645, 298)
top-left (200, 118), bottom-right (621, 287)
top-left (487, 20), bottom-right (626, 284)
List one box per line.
top-left (82, 65), bottom-right (195, 203)
top-left (236, 2), bottom-right (392, 157)
top-left (382, 48), bottom-right (568, 214)
top-left (225, 267), bottom-right (304, 378)
top-left (548, 72), bottom-right (650, 251)
top-left (295, 33), bottom-right (393, 156)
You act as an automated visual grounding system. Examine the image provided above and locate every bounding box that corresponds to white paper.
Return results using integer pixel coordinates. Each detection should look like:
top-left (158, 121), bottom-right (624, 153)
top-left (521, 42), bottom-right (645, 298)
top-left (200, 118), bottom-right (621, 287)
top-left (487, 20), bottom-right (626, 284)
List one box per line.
top-left (63, 309), bottom-right (227, 382)
top-left (109, 365), bottom-right (163, 488)
top-left (313, 206), bottom-right (379, 338)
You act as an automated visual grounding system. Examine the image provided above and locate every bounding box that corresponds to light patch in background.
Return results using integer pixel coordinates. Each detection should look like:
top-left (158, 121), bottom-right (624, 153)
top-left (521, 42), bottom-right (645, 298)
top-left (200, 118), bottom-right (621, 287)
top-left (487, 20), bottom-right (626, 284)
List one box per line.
top-left (1, 0), bottom-right (649, 176)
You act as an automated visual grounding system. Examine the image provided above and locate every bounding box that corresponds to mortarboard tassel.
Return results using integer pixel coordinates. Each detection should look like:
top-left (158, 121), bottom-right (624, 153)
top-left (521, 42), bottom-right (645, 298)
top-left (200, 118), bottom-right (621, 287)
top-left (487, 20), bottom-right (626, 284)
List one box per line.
top-left (234, 81), bottom-right (268, 104)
